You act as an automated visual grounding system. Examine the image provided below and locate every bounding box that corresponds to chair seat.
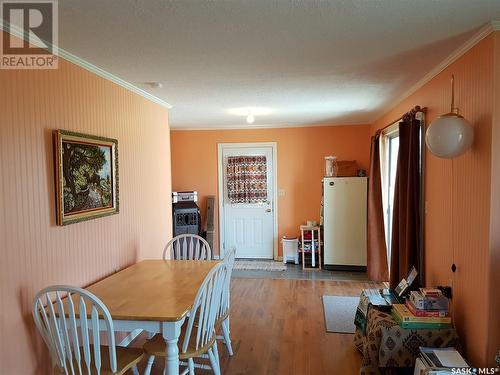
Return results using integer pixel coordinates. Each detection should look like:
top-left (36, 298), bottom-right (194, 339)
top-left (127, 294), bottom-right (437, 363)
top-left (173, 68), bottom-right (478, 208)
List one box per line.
top-left (143, 327), bottom-right (216, 360)
top-left (55, 345), bottom-right (144, 375)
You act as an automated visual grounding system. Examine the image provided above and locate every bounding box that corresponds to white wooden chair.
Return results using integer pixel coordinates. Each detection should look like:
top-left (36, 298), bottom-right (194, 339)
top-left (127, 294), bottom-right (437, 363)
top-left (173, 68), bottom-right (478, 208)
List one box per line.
top-left (164, 234), bottom-right (212, 260)
top-left (32, 285), bottom-right (143, 375)
top-left (216, 247), bottom-right (236, 356)
top-left (143, 262), bottom-right (227, 375)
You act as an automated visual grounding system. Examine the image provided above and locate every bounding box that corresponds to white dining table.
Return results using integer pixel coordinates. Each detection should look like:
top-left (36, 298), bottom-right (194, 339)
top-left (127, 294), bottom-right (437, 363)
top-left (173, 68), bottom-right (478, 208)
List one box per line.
top-left (84, 259), bottom-right (220, 375)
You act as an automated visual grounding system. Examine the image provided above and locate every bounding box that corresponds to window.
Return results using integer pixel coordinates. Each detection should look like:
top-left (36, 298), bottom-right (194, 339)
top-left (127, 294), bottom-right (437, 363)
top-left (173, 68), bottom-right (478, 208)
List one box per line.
top-left (381, 125), bottom-right (399, 269)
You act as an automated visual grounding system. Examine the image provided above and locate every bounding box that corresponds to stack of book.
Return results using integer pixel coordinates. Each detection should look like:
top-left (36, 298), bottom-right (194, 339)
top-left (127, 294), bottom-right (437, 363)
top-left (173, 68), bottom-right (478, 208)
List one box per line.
top-left (391, 304), bottom-right (452, 329)
top-left (391, 288), bottom-right (451, 329)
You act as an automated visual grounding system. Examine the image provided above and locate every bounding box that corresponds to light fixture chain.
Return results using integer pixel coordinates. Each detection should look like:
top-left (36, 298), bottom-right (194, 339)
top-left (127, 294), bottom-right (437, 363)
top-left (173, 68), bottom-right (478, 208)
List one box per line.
top-left (451, 74), bottom-right (455, 114)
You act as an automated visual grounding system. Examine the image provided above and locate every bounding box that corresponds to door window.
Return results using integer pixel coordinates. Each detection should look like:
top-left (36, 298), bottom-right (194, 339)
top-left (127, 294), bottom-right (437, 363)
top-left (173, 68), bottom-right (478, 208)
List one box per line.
top-left (226, 155), bottom-right (268, 204)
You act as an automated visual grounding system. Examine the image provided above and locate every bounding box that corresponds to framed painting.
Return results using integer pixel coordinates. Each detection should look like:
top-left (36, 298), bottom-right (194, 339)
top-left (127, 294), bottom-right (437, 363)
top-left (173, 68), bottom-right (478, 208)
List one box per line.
top-left (54, 130), bottom-right (119, 225)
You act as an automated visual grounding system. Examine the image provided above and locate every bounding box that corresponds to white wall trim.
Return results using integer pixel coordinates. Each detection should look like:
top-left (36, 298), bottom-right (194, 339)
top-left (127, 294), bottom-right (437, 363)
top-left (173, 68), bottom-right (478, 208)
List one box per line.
top-left (375, 20), bottom-right (498, 124)
top-left (217, 142), bottom-right (279, 260)
top-left (0, 20), bottom-right (172, 109)
top-left (171, 121), bottom-right (371, 131)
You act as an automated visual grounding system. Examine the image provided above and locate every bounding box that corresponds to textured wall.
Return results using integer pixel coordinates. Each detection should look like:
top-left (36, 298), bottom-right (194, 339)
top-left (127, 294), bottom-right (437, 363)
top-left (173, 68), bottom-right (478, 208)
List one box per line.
top-left (488, 31), bottom-right (500, 365)
top-left (170, 124), bottom-right (371, 256)
top-left (0, 49), bottom-right (172, 373)
top-left (372, 34), bottom-right (496, 366)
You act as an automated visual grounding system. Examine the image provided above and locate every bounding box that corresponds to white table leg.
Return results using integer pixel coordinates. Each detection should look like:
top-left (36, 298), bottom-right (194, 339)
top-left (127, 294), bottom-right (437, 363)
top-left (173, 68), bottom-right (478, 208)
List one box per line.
top-left (162, 318), bottom-right (185, 375)
top-left (311, 229), bottom-right (316, 268)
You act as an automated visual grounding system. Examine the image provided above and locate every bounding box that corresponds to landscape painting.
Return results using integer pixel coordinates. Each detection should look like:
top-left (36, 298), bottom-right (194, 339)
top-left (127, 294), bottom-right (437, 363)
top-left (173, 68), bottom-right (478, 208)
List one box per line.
top-left (54, 130), bottom-right (119, 225)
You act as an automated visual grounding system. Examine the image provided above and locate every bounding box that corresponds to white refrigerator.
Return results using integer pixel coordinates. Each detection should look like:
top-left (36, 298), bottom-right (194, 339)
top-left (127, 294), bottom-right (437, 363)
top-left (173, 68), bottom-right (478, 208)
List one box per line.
top-left (323, 177), bottom-right (367, 268)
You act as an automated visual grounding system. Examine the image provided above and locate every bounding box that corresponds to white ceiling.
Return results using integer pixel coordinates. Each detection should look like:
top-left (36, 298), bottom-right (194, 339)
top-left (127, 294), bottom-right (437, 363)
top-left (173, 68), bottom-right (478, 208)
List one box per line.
top-left (58, 1), bottom-right (500, 129)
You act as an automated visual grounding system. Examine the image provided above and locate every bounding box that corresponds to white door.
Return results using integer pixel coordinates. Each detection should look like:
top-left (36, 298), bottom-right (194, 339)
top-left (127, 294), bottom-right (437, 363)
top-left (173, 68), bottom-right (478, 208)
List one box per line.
top-left (220, 144), bottom-right (275, 259)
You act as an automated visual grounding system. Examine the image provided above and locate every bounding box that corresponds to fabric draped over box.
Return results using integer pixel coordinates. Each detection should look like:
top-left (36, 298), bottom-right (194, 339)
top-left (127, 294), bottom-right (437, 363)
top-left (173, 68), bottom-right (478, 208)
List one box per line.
top-left (354, 306), bottom-right (459, 374)
top-left (226, 155), bottom-right (267, 204)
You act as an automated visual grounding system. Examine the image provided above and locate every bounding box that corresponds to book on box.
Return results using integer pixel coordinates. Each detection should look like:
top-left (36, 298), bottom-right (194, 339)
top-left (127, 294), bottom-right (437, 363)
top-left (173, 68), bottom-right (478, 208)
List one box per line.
top-left (392, 304), bottom-right (452, 324)
top-left (405, 300), bottom-right (448, 317)
top-left (391, 310), bottom-right (452, 329)
top-left (420, 287), bottom-right (442, 297)
top-left (410, 291), bottom-right (449, 311)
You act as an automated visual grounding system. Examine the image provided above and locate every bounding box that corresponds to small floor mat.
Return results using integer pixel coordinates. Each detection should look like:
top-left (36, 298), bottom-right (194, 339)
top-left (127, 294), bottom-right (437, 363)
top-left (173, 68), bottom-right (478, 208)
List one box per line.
top-left (322, 295), bottom-right (359, 334)
top-left (234, 260), bottom-right (287, 271)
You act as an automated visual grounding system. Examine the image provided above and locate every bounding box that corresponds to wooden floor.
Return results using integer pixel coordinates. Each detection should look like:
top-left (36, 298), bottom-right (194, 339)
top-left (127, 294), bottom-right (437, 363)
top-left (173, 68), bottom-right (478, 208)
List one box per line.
top-left (136, 277), bottom-right (380, 375)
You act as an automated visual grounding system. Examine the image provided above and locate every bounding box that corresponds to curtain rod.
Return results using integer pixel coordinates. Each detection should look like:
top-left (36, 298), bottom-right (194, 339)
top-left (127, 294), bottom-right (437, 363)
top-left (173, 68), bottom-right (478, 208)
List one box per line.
top-left (379, 106), bottom-right (427, 133)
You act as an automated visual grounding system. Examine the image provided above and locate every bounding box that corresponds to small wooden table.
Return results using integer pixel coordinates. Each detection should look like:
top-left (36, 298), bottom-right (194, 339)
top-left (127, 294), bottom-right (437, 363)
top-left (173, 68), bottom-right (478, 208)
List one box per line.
top-left (85, 260), bottom-right (220, 375)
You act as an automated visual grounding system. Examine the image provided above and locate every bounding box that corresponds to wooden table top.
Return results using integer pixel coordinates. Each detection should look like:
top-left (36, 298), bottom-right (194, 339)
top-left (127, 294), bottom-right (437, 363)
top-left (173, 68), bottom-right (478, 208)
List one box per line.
top-left (85, 260), bottom-right (220, 322)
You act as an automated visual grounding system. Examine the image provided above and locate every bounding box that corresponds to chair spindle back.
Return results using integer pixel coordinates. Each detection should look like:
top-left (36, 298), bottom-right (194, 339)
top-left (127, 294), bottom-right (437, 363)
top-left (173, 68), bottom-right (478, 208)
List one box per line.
top-left (219, 247), bottom-right (236, 318)
top-left (182, 262), bottom-right (227, 354)
top-left (32, 285), bottom-right (117, 375)
top-left (163, 234), bottom-right (212, 260)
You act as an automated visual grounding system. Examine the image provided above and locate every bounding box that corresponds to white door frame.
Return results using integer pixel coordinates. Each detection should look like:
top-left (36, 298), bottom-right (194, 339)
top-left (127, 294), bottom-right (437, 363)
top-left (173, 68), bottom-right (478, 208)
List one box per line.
top-left (217, 142), bottom-right (279, 260)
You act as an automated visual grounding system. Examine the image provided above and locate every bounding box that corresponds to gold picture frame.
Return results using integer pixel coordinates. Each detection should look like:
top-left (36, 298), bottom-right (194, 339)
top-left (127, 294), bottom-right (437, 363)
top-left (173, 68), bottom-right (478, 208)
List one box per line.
top-left (54, 130), bottom-right (119, 225)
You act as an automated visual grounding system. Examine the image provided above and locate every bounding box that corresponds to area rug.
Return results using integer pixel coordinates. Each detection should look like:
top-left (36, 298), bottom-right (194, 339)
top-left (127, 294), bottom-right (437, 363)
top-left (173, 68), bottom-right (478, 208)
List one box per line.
top-left (234, 260), bottom-right (287, 271)
top-left (322, 295), bottom-right (359, 334)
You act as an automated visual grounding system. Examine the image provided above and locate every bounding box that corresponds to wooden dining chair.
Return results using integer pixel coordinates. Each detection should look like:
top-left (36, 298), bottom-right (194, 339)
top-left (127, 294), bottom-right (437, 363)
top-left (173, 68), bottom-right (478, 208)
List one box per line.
top-left (143, 262), bottom-right (227, 375)
top-left (32, 285), bottom-right (144, 375)
top-left (163, 234), bottom-right (212, 260)
top-left (216, 247), bottom-right (236, 356)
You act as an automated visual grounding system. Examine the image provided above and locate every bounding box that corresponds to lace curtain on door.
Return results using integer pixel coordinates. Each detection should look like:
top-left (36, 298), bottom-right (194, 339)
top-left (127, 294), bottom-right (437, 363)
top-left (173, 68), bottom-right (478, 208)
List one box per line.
top-left (227, 155), bottom-right (267, 204)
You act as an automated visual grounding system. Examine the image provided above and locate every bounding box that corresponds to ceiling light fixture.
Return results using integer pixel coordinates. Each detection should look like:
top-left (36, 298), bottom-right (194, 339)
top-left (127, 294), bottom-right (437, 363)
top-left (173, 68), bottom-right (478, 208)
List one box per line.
top-left (227, 107), bottom-right (274, 125)
top-left (144, 81), bottom-right (163, 89)
top-left (425, 75), bottom-right (474, 158)
top-left (246, 113), bottom-right (255, 124)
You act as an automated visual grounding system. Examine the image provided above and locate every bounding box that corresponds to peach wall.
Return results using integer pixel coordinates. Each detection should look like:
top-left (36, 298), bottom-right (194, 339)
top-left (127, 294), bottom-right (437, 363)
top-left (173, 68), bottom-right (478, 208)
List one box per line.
top-left (0, 47), bottom-right (172, 373)
top-left (488, 31), bottom-right (500, 365)
top-left (170, 125), bottom-right (371, 256)
top-left (372, 34), bottom-right (496, 366)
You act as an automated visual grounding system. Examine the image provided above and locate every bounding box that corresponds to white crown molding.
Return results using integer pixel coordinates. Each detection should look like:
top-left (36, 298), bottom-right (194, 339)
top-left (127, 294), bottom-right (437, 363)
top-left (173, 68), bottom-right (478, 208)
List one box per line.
top-left (0, 21), bottom-right (172, 109)
top-left (170, 121), bottom-right (371, 131)
top-left (375, 20), bottom-right (498, 123)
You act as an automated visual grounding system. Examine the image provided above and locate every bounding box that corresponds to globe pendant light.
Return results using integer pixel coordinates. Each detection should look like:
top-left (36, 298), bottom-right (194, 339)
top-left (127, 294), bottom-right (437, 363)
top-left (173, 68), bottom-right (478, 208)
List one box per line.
top-left (425, 75), bottom-right (474, 158)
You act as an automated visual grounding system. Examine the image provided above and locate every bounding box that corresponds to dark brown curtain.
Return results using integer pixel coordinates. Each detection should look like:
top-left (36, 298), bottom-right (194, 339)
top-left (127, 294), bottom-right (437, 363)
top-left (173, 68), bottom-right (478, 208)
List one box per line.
top-left (390, 112), bottom-right (421, 289)
top-left (367, 131), bottom-right (389, 281)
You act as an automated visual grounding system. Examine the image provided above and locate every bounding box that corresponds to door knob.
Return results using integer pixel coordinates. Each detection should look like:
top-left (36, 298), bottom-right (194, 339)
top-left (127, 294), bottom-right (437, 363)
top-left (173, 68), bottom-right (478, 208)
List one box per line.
top-left (265, 208), bottom-right (272, 213)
